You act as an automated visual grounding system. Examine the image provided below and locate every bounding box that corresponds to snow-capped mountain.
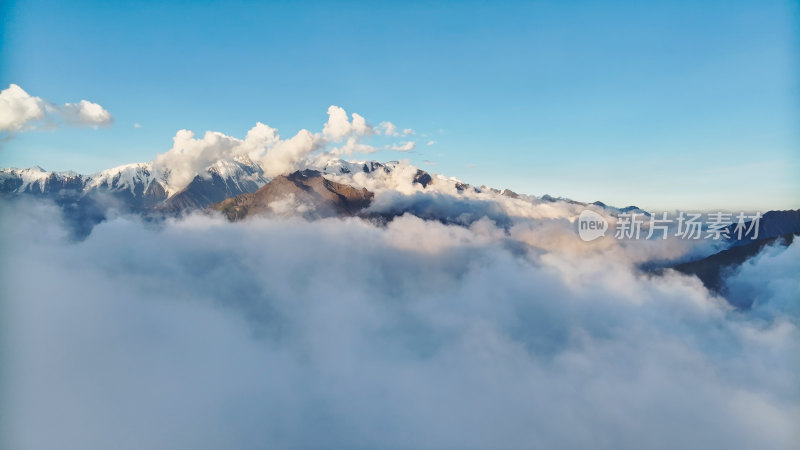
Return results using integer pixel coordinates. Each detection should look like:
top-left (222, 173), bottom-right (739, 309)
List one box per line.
top-left (0, 166), bottom-right (85, 195)
top-left (0, 156), bottom-right (269, 212)
top-left (0, 156), bottom-right (272, 237)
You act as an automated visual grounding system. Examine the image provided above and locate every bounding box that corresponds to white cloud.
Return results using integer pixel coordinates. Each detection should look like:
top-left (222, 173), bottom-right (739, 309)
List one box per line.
top-left (0, 202), bottom-right (797, 449)
top-left (133, 122), bottom-right (142, 129)
top-left (153, 129), bottom-right (243, 192)
top-left (322, 105), bottom-right (370, 142)
top-left (377, 122), bottom-right (414, 137)
top-left (724, 238), bottom-right (800, 317)
top-left (378, 121), bottom-right (398, 136)
top-left (146, 106), bottom-right (418, 191)
top-left (389, 141), bottom-right (416, 152)
top-left (427, 140), bottom-right (435, 146)
top-left (0, 84), bottom-right (113, 136)
top-left (0, 84), bottom-right (47, 133)
top-left (152, 121), bottom-right (288, 192)
top-left (260, 128), bottom-right (320, 177)
top-left (328, 136), bottom-right (378, 157)
top-left (59, 100), bottom-right (113, 127)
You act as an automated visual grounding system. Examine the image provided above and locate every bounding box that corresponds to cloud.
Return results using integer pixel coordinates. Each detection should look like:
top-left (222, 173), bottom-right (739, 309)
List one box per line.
top-left (59, 100), bottom-right (113, 127)
top-left (152, 122), bottom-right (285, 192)
top-left (0, 84), bottom-right (113, 136)
top-left (723, 238), bottom-right (800, 318)
top-left (134, 122), bottom-right (142, 129)
top-left (148, 106), bottom-right (417, 191)
top-left (0, 84), bottom-right (47, 132)
top-left (259, 128), bottom-right (320, 177)
top-left (378, 121), bottom-right (398, 136)
top-left (377, 122), bottom-right (414, 138)
top-left (153, 129), bottom-right (246, 192)
top-left (322, 105), bottom-right (370, 142)
top-left (389, 140), bottom-right (416, 152)
top-left (427, 140), bottom-right (435, 146)
top-left (328, 136), bottom-right (377, 157)
top-left (0, 200), bottom-right (797, 449)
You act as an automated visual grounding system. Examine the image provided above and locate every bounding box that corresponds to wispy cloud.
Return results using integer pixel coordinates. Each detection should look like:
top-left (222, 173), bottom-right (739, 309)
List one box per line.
top-left (388, 141), bottom-right (415, 152)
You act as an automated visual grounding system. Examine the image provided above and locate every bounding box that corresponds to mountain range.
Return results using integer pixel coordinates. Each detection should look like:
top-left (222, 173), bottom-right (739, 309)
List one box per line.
top-left (2, 157), bottom-right (798, 303)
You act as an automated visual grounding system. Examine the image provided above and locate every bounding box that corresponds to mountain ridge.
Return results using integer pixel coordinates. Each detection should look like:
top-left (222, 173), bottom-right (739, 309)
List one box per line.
top-left (211, 169), bottom-right (374, 221)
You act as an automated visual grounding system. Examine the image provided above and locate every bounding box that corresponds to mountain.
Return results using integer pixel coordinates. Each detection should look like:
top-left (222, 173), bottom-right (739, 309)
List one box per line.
top-left (1, 157), bottom-right (445, 235)
top-left (591, 201), bottom-right (651, 217)
top-left (1, 157), bottom-right (268, 210)
top-left (0, 157), bottom-right (269, 237)
top-left (211, 169), bottom-right (374, 221)
top-left (725, 209), bottom-right (800, 243)
top-left (157, 159), bottom-right (268, 213)
top-left (665, 209), bottom-right (800, 301)
top-left (671, 233), bottom-right (796, 306)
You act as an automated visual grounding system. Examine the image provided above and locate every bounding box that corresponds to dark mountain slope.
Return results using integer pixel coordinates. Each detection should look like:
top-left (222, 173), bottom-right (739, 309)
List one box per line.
top-left (672, 234), bottom-right (795, 295)
top-left (210, 170), bottom-right (373, 221)
top-left (158, 172), bottom-right (264, 214)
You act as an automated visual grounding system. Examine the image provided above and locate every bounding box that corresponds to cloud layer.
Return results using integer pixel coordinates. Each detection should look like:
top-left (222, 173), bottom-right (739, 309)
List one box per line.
top-left (151, 105), bottom-right (421, 192)
top-left (1, 200), bottom-right (797, 449)
top-left (0, 84), bottom-right (113, 135)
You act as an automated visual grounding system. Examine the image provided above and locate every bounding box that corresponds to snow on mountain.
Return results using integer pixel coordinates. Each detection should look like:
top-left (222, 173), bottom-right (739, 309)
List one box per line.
top-left (0, 166), bottom-right (51, 193)
top-left (1, 155), bottom-right (268, 200)
top-left (2, 154), bottom-right (655, 241)
top-left (0, 166), bottom-right (84, 195)
top-left (84, 163), bottom-right (165, 195)
top-left (203, 155), bottom-right (268, 196)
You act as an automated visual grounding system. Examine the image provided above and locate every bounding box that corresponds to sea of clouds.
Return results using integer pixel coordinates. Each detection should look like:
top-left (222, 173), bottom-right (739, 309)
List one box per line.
top-left (1, 197), bottom-right (797, 450)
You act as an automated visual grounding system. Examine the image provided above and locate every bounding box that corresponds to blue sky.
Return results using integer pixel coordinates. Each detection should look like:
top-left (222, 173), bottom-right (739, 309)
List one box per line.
top-left (1, 0), bottom-right (798, 210)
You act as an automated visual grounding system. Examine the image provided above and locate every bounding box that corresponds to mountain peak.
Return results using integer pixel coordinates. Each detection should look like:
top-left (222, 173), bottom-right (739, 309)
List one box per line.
top-left (211, 169), bottom-right (373, 221)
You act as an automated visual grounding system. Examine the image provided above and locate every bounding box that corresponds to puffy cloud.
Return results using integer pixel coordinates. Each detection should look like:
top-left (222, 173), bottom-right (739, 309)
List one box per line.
top-left (151, 122), bottom-right (285, 192)
top-left (260, 128), bottom-right (320, 177)
top-left (402, 128), bottom-right (415, 136)
top-left (153, 129), bottom-right (244, 192)
top-left (328, 136), bottom-right (377, 157)
top-left (427, 140), bottom-right (435, 146)
top-left (147, 106), bottom-right (417, 190)
top-left (322, 105), bottom-right (370, 142)
top-left (240, 121), bottom-right (280, 156)
top-left (0, 84), bottom-right (113, 136)
top-left (59, 100), bottom-right (113, 127)
top-left (0, 201), bottom-right (797, 449)
top-left (724, 238), bottom-right (800, 319)
top-left (0, 84), bottom-right (47, 132)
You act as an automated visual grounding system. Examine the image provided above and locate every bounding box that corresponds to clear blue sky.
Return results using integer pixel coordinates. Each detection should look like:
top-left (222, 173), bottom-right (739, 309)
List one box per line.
top-left (1, 0), bottom-right (798, 210)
